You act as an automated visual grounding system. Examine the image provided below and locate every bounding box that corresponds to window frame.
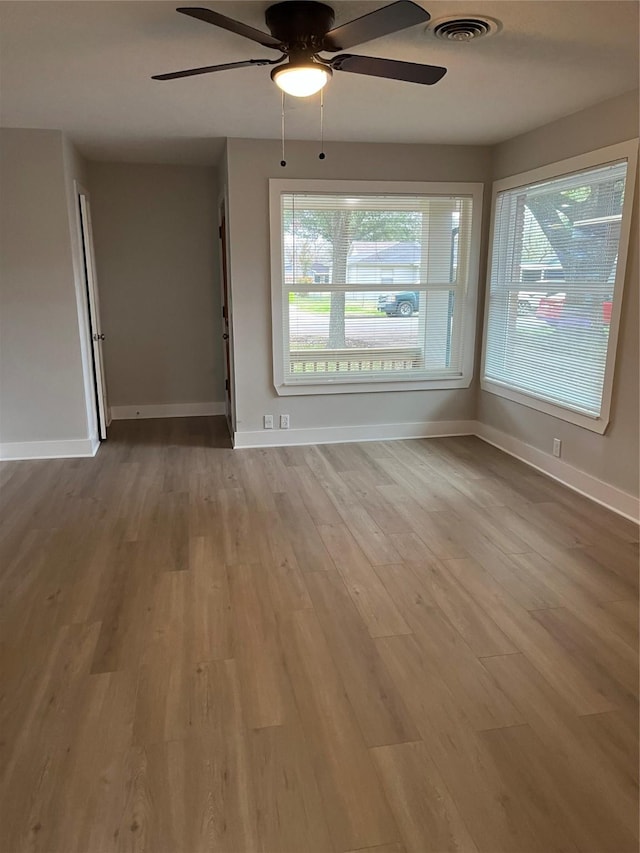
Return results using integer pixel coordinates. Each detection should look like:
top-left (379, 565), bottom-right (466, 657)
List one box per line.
top-left (269, 178), bottom-right (484, 397)
top-left (481, 140), bottom-right (638, 434)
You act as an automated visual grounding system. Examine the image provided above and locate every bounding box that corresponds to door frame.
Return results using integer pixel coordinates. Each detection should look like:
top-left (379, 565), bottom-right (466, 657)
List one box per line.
top-left (218, 194), bottom-right (236, 438)
top-left (76, 183), bottom-right (109, 440)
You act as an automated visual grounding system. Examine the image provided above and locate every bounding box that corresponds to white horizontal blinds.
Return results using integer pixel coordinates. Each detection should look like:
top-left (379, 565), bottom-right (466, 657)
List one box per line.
top-left (484, 160), bottom-right (628, 416)
top-left (281, 192), bottom-right (473, 384)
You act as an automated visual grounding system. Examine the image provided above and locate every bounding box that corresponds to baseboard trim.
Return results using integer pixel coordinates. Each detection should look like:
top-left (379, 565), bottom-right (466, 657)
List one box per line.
top-left (110, 402), bottom-right (226, 420)
top-left (2, 414), bottom-right (634, 520)
top-left (475, 422), bottom-right (639, 522)
top-left (233, 419), bottom-right (477, 449)
top-left (0, 437), bottom-right (100, 461)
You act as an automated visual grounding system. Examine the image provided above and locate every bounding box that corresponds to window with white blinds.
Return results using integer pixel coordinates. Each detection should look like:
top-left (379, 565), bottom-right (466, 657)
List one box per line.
top-left (269, 180), bottom-right (483, 395)
top-left (482, 141), bottom-right (637, 432)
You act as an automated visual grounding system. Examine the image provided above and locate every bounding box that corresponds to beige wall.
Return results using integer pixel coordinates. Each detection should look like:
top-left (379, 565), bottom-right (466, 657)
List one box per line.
top-left (87, 162), bottom-right (224, 408)
top-left (225, 138), bottom-right (492, 435)
top-left (478, 90), bottom-right (639, 497)
top-left (62, 135), bottom-right (98, 441)
top-left (0, 128), bottom-right (90, 445)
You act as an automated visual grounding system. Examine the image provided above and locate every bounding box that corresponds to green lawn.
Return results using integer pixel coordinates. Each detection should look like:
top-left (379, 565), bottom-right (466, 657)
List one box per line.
top-left (289, 294), bottom-right (382, 318)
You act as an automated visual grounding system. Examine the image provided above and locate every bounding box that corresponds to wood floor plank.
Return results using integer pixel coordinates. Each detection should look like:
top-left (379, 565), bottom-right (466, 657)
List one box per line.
top-left (600, 598), bottom-right (639, 649)
top-left (375, 452), bottom-right (452, 512)
top-left (317, 523), bottom-right (411, 638)
top-left (318, 442), bottom-right (396, 484)
top-left (1, 622), bottom-right (102, 850)
top-left (251, 511), bottom-right (314, 613)
top-left (35, 669), bottom-right (138, 853)
top-left (304, 447), bottom-right (403, 565)
top-left (253, 445), bottom-right (295, 493)
top-left (374, 562), bottom-right (523, 731)
top-left (236, 451), bottom-right (278, 512)
top-left (90, 541), bottom-right (157, 676)
top-left (507, 548), bottom-right (635, 611)
top-left (376, 633), bottom-right (569, 853)
top-left (227, 562), bottom-right (288, 730)
top-left (372, 740), bottom-right (480, 853)
top-left (376, 487), bottom-right (468, 559)
top-left (133, 570), bottom-right (192, 745)
top-left (188, 535), bottom-right (234, 661)
top-left (444, 557), bottom-right (616, 715)
top-left (305, 570), bottom-right (420, 747)
top-left (433, 515), bottom-right (561, 610)
top-left (274, 490), bottom-right (337, 573)
top-left (218, 486), bottom-right (259, 565)
top-left (339, 469), bottom-right (413, 535)
top-left (280, 608), bottom-right (400, 852)
top-left (127, 660), bottom-right (258, 853)
top-left (478, 725), bottom-right (586, 853)
top-left (248, 721), bottom-right (336, 853)
top-left (577, 707), bottom-right (639, 788)
top-left (530, 605), bottom-right (639, 707)
top-left (290, 464), bottom-right (344, 525)
top-left (406, 558), bottom-right (518, 657)
top-left (481, 652), bottom-right (639, 845)
top-left (344, 845), bottom-right (406, 853)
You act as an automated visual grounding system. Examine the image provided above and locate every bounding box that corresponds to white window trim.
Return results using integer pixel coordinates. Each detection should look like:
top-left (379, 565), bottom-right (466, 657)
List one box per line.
top-left (269, 178), bottom-right (484, 397)
top-left (481, 139), bottom-right (638, 434)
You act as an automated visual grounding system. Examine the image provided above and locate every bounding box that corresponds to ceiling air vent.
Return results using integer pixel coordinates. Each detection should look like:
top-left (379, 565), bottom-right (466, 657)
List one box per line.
top-left (431, 17), bottom-right (498, 41)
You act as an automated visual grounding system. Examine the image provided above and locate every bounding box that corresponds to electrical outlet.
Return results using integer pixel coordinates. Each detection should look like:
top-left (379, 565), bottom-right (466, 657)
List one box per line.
top-left (553, 438), bottom-right (562, 458)
top-left (263, 414), bottom-right (274, 430)
top-left (280, 414), bottom-right (290, 429)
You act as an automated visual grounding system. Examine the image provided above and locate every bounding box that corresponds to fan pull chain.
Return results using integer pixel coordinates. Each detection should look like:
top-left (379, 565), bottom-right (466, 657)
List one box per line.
top-left (280, 91), bottom-right (287, 167)
top-left (319, 88), bottom-right (326, 160)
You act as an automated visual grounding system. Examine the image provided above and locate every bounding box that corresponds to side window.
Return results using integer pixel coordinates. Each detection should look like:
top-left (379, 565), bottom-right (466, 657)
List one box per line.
top-left (482, 140), bottom-right (638, 432)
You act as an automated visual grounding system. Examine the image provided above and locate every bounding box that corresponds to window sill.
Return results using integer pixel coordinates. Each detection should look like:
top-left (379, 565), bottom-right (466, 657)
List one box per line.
top-left (275, 375), bottom-right (473, 396)
top-left (480, 378), bottom-right (610, 434)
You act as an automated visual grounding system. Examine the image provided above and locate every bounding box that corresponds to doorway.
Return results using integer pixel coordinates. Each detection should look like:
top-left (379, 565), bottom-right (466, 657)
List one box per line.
top-left (219, 200), bottom-right (235, 437)
top-left (77, 187), bottom-right (109, 440)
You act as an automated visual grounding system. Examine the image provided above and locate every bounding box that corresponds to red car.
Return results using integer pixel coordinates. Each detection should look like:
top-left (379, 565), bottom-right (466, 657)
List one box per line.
top-left (536, 292), bottom-right (612, 328)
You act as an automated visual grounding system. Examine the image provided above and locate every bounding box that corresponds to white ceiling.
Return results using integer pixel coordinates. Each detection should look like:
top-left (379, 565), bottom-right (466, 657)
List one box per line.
top-left (1, 1), bottom-right (638, 164)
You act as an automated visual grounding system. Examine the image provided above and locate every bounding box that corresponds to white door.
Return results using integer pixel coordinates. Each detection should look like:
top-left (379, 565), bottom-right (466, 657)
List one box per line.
top-left (79, 192), bottom-right (109, 440)
top-left (219, 203), bottom-right (234, 436)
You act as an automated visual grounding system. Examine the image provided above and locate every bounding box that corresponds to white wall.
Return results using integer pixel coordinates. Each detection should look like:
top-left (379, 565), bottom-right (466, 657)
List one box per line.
top-left (225, 138), bottom-right (492, 439)
top-left (87, 162), bottom-right (224, 411)
top-left (0, 129), bottom-right (91, 453)
top-left (478, 90), bottom-right (639, 497)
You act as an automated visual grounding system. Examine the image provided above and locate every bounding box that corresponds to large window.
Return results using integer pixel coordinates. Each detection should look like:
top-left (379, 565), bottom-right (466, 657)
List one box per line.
top-left (270, 180), bottom-right (483, 395)
top-left (482, 141), bottom-right (638, 433)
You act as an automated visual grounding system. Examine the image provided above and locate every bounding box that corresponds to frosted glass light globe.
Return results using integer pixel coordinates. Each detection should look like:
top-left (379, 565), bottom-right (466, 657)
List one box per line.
top-left (272, 63), bottom-right (331, 97)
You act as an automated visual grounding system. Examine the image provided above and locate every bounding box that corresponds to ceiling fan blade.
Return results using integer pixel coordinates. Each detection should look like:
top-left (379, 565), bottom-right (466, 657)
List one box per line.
top-left (177, 7), bottom-right (282, 49)
top-left (152, 57), bottom-right (282, 81)
top-left (322, 1), bottom-right (430, 52)
top-left (330, 53), bottom-right (446, 85)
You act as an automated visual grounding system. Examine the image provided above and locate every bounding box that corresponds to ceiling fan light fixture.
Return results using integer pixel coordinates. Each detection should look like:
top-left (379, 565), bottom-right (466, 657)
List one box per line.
top-left (271, 61), bottom-right (332, 97)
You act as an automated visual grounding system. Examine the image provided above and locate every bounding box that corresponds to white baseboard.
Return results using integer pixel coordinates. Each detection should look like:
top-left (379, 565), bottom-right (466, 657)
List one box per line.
top-left (110, 401), bottom-right (226, 420)
top-left (233, 419), bottom-right (477, 449)
top-left (0, 436), bottom-right (100, 461)
top-left (475, 422), bottom-right (639, 522)
top-left (2, 413), bottom-right (634, 521)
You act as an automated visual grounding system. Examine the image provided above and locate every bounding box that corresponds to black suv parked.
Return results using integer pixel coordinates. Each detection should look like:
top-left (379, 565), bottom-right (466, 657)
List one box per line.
top-left (377, 291), bottom-right (419, 316)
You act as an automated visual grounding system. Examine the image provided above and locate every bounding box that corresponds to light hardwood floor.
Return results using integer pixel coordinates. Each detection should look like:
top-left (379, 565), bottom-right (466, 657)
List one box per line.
top-left (1, 416), bottom-right (638, 853)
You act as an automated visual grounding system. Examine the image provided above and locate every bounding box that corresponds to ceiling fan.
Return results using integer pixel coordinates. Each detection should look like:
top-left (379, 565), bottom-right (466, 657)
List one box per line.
top-left (153, 0), bottom-right (447, 97)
